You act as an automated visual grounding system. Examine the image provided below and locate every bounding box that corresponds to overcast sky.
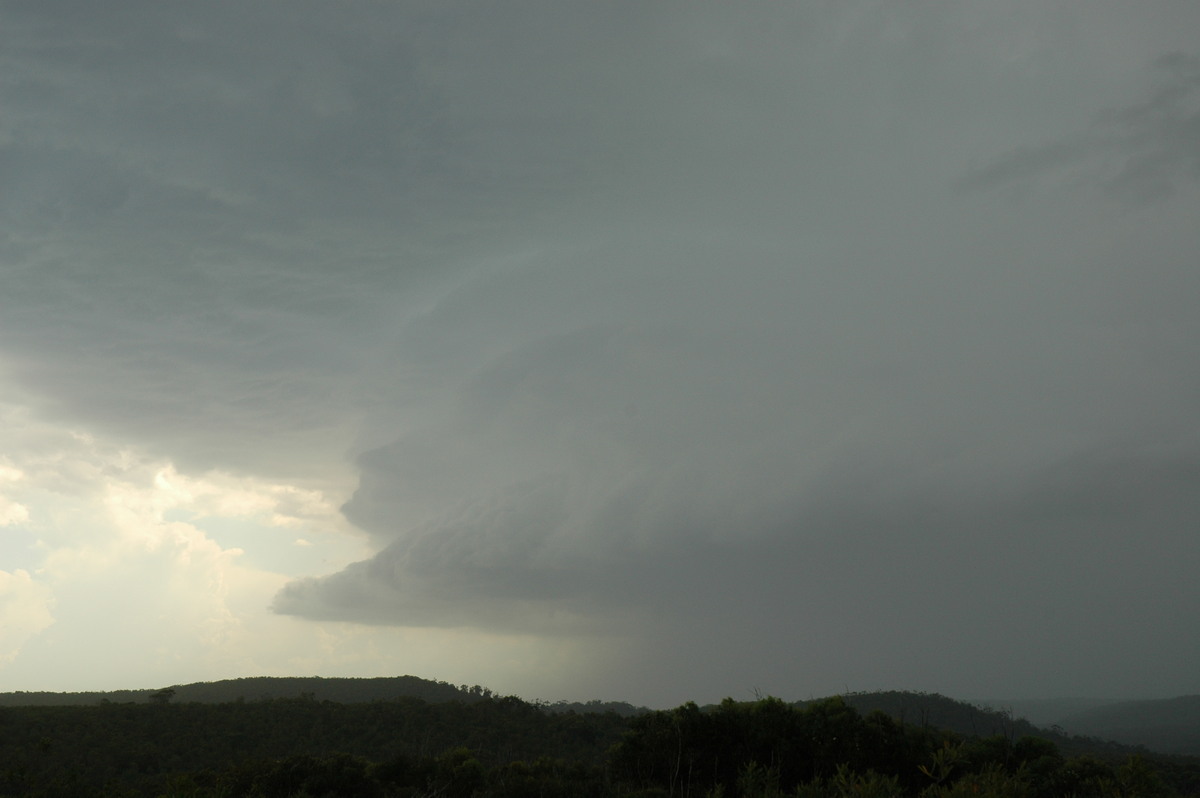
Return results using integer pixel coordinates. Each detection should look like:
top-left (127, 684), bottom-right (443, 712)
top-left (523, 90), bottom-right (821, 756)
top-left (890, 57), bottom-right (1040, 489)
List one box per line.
top-left (1, 1), bottom-right (1198, 707)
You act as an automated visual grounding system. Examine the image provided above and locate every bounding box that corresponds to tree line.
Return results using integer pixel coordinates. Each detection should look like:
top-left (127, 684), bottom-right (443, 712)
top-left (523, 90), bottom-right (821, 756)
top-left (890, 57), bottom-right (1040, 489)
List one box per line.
top-left (1, 692), bottom-right (1196, 796)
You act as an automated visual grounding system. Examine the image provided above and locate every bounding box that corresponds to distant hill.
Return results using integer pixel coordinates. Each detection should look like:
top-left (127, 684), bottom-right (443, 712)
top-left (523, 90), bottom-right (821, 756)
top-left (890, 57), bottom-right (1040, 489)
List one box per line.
top-left (812, 691), bottom-right (1033, 738)
top-left (973, 697), bottom-right (1119, 728)
top-left (0, 676), bottom-right (482, 707)
top-left (6, 678), bottom-right (1197, 759)
top-left (542, 699), bottom-right (649, 717)
top-left (0, 685), bottom-right (1196, 798)
top-left (806, 691), bottom-right (1141, 759)
top-left (1055, 695), bottom-right (1200, 756)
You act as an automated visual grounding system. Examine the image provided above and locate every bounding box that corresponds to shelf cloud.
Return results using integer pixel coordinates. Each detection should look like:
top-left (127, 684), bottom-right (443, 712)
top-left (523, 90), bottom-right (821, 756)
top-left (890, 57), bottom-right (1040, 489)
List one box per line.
top-left (2, 0), bottom-right (1198, 704)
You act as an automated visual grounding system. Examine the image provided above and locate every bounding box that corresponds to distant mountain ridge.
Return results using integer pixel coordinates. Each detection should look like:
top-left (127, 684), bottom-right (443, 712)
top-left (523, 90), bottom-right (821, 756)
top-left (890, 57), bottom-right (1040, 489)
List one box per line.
top-left (4, 678), bottom-right (1197, 758)
top-left (973, 697), bottom-right (1121, 728)
top-left (821, 691), bottom-right (1030, 738)
top-left (801, 692), bottom-right (1094, 753)
top-left (0, 675), bottom-right (480, 707)
top-left (1055, 695), bottom-right (1200, 756)
top-left (828, 690), bottom-right (1200, 759)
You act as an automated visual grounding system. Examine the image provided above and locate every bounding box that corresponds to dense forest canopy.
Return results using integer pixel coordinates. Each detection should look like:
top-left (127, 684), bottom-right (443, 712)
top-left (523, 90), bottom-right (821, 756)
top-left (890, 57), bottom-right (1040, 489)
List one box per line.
top-left (1, 678), bottom-right (1197, 797)
top-left (0, 676), bottom-right (484, 708)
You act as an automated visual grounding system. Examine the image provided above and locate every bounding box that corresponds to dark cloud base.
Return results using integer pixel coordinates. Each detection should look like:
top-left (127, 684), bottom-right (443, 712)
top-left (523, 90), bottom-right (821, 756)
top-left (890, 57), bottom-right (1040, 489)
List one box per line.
top-left (4, 1), bottom-right (1199, 702)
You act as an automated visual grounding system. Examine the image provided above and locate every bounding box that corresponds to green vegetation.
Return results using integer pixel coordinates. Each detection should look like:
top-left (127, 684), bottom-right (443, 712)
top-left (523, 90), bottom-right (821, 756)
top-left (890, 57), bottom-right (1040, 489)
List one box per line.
top-left (0, 683), bottom-right (1196, 796)
top-left (0, 676), bottom-right (484, 708)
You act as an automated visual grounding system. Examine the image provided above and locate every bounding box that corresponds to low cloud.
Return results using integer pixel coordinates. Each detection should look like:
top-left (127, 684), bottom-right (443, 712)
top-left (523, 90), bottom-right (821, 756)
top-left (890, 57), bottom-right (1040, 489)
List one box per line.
top-left (958, 52), bottom-right (1200, 201)
top-left (3, 1), bottom-right (1199, 702)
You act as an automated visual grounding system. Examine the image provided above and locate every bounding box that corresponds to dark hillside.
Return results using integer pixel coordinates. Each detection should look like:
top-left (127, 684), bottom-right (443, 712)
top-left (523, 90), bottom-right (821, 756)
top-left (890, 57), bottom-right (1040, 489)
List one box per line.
top-left (974, 697), bottom-right (1118, 728)
top-left (820, 691), bottom-right (1141, 759)
top-left (824, 691), bottom-right (1028, 738)
top-left (542, 699), bottom-right (648, 717)
top-left (0, 676), bottom-right (479, 707)
top-left (1058, 695), bottom-right (1200, 756)
top-left (1, 690), bottom-right (1198, 796)
top-left (0, 694), bottom-right (631, 796)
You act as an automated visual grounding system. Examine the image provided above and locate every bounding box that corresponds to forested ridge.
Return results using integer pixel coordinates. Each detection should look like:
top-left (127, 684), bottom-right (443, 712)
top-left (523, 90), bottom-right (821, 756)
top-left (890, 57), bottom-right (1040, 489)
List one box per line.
top-left (0, 676), bottom-right (487, 708)
top-left (1052, 697), bottom-right (1200, 757)
top-left (1, 683), bottom-right (1197, 797)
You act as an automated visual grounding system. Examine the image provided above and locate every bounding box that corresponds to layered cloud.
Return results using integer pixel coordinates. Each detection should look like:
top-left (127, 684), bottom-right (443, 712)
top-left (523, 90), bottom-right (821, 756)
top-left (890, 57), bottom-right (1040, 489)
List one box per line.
top-left (1, 1), bottom-right (1198, 703)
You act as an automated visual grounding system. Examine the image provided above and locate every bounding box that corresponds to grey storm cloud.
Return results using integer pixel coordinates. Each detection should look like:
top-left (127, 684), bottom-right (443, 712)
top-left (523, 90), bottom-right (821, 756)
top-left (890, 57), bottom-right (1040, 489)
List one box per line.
top-left (4, 0), bottom-right (1200, 700)
top-left (958, 52), bottom-right (1200, 200)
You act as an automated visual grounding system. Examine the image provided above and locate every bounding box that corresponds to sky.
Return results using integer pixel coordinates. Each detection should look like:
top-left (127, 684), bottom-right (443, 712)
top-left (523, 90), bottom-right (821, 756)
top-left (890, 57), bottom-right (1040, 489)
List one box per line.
top-left (1, 1), bottom-right (1198, 708)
